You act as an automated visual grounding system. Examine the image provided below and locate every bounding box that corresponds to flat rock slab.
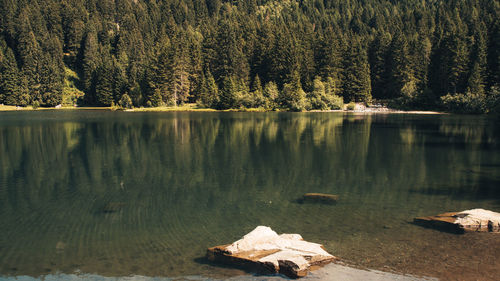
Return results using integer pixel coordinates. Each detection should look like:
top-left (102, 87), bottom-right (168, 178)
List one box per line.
top-left (414, 208), bottom-right (500, 233)
top-left (207, 226), bottom-right (337, 278)
top-left (297, 193), bottom-right (338, 205)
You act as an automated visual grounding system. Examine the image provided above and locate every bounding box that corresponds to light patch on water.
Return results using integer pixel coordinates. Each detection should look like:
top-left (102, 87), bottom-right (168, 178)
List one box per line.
top-left (0, 264), bottom-right (437, 281)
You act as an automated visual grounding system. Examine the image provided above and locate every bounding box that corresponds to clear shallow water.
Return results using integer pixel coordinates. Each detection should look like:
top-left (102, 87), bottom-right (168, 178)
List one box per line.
top-left (0, 111), bottom-right (499, 280)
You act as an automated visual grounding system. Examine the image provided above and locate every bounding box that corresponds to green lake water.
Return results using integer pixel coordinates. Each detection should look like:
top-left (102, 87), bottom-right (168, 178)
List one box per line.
top-left (0, 111), bottom-right (499, 279)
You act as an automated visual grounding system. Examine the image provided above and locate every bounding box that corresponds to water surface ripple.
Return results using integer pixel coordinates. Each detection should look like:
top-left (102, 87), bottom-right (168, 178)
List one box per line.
top-left (0, 111), bottom-right (499, 280)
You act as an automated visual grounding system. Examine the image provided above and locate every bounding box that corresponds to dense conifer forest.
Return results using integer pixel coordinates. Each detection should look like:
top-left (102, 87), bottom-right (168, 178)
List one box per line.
top-left (0, 0), bottom-right (499, 112)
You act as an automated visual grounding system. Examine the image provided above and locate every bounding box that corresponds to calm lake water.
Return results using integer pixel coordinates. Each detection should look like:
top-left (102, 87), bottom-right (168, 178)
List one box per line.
top-left (0, 111), bottom-right (499, 280)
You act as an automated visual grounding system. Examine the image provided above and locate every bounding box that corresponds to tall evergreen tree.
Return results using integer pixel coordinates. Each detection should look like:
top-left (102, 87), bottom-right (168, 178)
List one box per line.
top-left (81, 28), bottom-right (99, 100)
top-left (198, 70), bottom-right (219, 108)
top-left (170, 43), bottom-right (191, 105)
top-left (343, 41), bottom-right (372, 102)
top-left (94, 60), bottom-right (114, 106)
top-left (0, 42), bottom-right (20, 105)
top-left (218, 75), bottom-right (237, 109)
top-left (368, 32), bottom-right (391, 99)
top-left (387, 32), bottom-right (418, 100)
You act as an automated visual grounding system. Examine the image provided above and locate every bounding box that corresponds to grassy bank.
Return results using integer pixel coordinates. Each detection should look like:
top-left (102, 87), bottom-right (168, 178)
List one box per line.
top-left (0, 105), bottom-right (111, 112)
top-left (1, 103), bottom-right (447, 114)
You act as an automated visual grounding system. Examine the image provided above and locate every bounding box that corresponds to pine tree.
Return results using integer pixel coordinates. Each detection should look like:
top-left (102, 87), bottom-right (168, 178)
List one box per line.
top-left (343, 41), bottom-right (372, 102)
top-left (198, 70), bottom-right (219, 108)
top-left (251, 75), bottom-right (263, 95)
top-left (81, 28), bottom-right (99, 98)
top-left (95, 60), bottom-right (114, 106)
top-left (170, 43), bottom-right (191, 105)
top-left (112, 58), bottom-right (128, 104)
top-left (39, 55), bottom-right (63, 106)
top-left (368, 32), bottom-right (391, 99)
top-left (218, 75), bottom-right (237, 109)
top-left (316, 30), bottom-right (343, 92)
top-left (244, 74), bottom-right (264, 108)
top-left (270, 27), bottom-right (299, 87)
top-left (467, 28), bottom-right (487, 95)
top-left (145, 38), bottom-right (171, 105)
top-left (213, 20), bottom-right (250, 85)
top-left (16, 8), bottom-right (41, 102)
top-left (0, 43), bottom-right (19, 105)
top-left (435, 32), bottom-right (470, 95)
top-left (411, 34), bottom-right (432, 95)
top-left (387, 32), bottom-right (418, 101)
top-left (488, 20), bottom-right (500, 89)
top-left (61, 0), bottom-right (85, 56)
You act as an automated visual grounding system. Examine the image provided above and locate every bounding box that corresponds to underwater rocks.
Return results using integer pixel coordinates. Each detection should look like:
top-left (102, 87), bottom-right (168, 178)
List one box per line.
top-left (414, 208), bottom-right (500, 234)
top-left (207, 226), bottom-right (337, 278)
top-left (100, 202), bottom-right (126, 213)
top-left (297, 193), bottom-right (339, 205)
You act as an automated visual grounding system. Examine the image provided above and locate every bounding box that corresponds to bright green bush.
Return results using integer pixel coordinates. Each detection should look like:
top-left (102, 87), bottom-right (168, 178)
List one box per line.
top-left (32, 100), bottom-right (40, 109)
top-left (440, 92), bottom-right (487, 114)
top-left (119, 94), bottom-right (134, 109)
top-left (346, 102), bottom-right (356, 110)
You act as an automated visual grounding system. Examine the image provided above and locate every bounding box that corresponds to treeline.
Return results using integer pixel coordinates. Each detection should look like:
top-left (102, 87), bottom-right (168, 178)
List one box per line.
top-left (0, 0), bottom-right (499, 112)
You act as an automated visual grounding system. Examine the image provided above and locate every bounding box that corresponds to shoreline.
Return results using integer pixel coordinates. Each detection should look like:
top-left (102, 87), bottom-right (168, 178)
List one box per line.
top-left (0, 263), bottom-right (437, 281)
top-left (0, 104), bottom-right (446, 115)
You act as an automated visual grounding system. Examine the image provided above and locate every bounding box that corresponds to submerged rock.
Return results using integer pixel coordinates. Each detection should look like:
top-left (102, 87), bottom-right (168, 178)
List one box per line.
top-left (297, 193), bottom-right (338, 205)
top-left (100, 202), bottom-right (125, 213)
top-left (414, 208), bottom-right (500, 234)
top-left (207, 226), bottom-right (337, 278)
top-left (55, 241), bottom-right (66, 252)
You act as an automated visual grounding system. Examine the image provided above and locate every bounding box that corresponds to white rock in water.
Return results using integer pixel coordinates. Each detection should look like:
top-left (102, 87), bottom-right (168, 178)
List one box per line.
top-left (226, 226), bottom-right (280, 253)
top-left (414, 208), bottom-right (500, 233)
top-left (226, 226), bottom-right (331, 258)
top-left (208, 226), bottom-right (337, 278)
top-left (455, 208), bottom-right (500, 229)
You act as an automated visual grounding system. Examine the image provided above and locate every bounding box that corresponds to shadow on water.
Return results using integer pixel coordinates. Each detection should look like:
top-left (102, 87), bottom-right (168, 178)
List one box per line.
top-left (408, 220), bottom-right (466, 235)
top-left (409, 169), bottom-right (500, 205)
top-left (193, 257), bottom-right (285, 279)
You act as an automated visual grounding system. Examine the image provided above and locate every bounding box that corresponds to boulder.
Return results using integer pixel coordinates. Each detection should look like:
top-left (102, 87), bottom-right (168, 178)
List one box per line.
top-left (414, 208), bottom-right (500, 234)
top-left (297, 193), bottom-right (339, 205)
top-left (207, 226), bottom-right (337, 278)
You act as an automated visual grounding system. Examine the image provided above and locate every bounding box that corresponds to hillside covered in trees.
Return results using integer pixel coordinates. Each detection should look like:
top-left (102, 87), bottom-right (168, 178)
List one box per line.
top-left (0, 0), bottom-right (499, 113)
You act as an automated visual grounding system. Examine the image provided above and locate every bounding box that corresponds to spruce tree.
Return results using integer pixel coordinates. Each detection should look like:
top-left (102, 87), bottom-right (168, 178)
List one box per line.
top-left (198, 70), bottom-right (219, 108)
top-left (343, 41), bottom-right (372, 102)
top-left (218, 76), bottom-right (237, 109)
top-left (467, 29), bottom-right (487, 95)
top-left (95, 61), bottom-right (114, 106)
top-left (81, 28), bottom-right (99, 98)
top-left (316, 30), bottom-right (343, 92)
top-left (170, 43), bottom-right (191, 105)
top-left (16, 9), bottom-right (41, 102)
top-left (0, 42), bottom-right (19, 105)
top-left (387, 32), bottom-right (418, 101)
top-left (368, 32), bottom-right (391, 99)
